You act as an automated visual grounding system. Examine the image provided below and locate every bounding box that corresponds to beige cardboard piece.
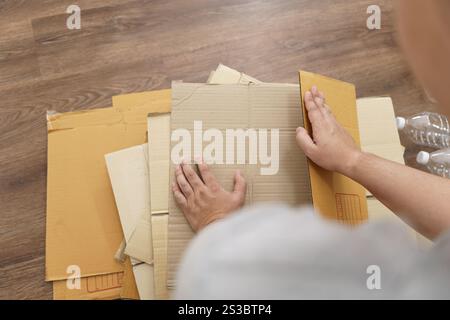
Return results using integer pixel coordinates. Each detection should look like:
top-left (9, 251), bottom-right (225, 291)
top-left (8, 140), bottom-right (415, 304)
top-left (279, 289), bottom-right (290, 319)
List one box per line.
top-left (105, 145), bottom-right (151, 247)
top-left (357, 97), bottom-right (401, 147)
top-left (167, 82), bottom-right (312, 287)
top-left (357, 97), bottom-right (405, 192)
top-left (133, 263), bottom-right (155, 300)
top-left (148, 114), bottom-right (171, 215)
top-left (208, 64), bottom-right (262, 85)
top-left (105, 144), bottom-right (153, 267)
top-left (147, 113), bottom-right (171, 299)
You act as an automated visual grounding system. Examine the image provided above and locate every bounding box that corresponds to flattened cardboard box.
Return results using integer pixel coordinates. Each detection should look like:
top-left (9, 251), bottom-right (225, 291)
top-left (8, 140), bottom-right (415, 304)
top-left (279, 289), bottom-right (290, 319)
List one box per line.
top-left (46, 89), bottom-right (171, 281)
top-left (299, 71), bottom-right (368, 224)
top-left (168, 82), bottom-right (312, 287)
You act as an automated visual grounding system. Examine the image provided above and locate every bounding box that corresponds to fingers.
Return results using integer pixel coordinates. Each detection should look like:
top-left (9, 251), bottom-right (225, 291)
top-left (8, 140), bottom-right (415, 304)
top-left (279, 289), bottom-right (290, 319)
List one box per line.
top-left (307, 86), bottom-right (334, 122)
top-left (175, 165), bottom-right (193, 197)
top-left (304, 90), bottom-right (319, 112)
top-left (197, 162), bottom-right (219, 189)
top-left (311, 86), bottom-right (323, 105)
top-left (172, 181), bottom-right (187, 208)
top-left (232, 170), bottom-right (247, 201)
top-left (296, 127), bottom-right (318, 158)
top-left (305, 91), bottom-right (324, 134)
top-left (311, 86), bottom-right (325, 102)
top-left (181, 161), bottom-right (204, 190)
top-left (312, 86), bottom-right (330, 115)
top-left (304, 90), bottom-right (325, 131)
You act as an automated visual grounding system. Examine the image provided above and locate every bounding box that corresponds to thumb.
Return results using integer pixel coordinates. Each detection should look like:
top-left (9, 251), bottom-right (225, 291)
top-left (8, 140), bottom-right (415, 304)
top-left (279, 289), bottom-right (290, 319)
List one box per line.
top-left (233, 170), bottom-right (247, 200)
top-left (296, 127), bottom-right (317, 157)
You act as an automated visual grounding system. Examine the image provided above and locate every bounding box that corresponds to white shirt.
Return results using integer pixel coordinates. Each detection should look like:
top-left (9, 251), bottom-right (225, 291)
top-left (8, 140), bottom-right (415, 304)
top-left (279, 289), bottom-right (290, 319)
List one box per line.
top-left (175, 204), bottom-right (450, 299)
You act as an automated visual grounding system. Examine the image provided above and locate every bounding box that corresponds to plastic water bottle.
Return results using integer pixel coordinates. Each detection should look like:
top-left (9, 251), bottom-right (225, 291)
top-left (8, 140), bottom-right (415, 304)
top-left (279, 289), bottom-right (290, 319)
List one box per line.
top-left (396, 112), bottom-right (450, 148)
top-left (416, 148), bottom-right (450, 178)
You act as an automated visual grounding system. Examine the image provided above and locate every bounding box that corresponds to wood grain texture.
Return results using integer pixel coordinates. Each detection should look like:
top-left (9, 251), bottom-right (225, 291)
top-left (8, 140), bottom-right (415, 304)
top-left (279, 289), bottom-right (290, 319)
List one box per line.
top-left (0, 0), bottom-right (437, 299)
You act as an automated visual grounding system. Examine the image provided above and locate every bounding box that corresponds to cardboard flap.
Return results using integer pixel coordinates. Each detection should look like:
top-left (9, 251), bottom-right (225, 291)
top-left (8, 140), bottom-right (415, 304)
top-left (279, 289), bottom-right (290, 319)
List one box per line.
top-left (299, 71), bottom-right (368, 224)
top-left (105, 145), bottom-right (150, 243)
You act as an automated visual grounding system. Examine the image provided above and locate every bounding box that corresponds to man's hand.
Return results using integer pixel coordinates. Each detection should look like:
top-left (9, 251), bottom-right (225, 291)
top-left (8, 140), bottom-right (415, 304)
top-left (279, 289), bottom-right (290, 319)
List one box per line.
top-left (172, 161), bottom-right (247, 232)
top-left (296, 86), bottom-right (362, 175)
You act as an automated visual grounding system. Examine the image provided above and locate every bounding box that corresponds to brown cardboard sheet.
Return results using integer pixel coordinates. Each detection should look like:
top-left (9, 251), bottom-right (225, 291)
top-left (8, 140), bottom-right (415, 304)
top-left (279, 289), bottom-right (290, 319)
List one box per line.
top-left (46, 90), bottom-right (171, 282)
top-left (167, 82), bottom-right (312, 287)
top-left (299, 71), bottom-right (368, 225)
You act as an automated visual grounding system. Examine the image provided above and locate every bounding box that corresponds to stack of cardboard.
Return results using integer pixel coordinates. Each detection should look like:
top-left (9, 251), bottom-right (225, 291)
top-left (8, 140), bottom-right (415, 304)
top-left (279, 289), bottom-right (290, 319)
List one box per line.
top-left (46, 89), bottom-right (170, 299)
top-left (45, 65), bottom-right (408, 299)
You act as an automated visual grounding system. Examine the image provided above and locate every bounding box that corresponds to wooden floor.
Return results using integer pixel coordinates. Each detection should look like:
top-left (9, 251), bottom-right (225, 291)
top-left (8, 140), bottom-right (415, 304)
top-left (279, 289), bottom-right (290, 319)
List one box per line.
top-left (0, 0), bottom-right (436, 299)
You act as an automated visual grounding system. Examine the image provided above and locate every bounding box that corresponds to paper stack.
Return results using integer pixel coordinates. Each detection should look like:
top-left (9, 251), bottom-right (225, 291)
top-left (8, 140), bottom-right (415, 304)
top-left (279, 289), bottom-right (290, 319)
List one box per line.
top-left (45, 65), bottom-right (406, 299)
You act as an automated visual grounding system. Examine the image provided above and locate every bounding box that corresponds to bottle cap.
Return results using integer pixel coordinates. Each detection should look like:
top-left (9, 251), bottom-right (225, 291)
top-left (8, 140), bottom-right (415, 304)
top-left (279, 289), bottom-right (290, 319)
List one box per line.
top-left (396, 117), bottom-right (406, 130)
top-left (416, 151), bottom-right (430, 165)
